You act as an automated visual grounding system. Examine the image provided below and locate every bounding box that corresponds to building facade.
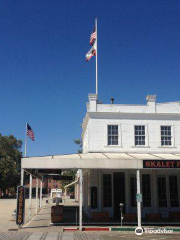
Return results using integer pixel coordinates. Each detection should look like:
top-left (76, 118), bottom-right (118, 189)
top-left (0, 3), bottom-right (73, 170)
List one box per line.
top-left (82, 94), bottom-right (180, 221)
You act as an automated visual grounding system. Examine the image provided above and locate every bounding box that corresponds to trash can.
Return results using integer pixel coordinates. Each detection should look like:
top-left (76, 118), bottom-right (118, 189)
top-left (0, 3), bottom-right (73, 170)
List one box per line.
top-left (51, 205), bottom-right (63, 223)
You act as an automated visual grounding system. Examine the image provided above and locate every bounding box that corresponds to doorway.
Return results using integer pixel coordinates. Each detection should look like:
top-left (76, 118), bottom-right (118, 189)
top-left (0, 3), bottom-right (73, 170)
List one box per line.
top-left (113, 172), bottom-right (125, 219)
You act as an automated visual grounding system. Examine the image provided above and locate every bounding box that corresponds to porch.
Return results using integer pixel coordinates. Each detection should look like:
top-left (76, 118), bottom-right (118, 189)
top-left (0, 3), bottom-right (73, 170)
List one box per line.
top-left (21, 152), bottom-right (180, 230)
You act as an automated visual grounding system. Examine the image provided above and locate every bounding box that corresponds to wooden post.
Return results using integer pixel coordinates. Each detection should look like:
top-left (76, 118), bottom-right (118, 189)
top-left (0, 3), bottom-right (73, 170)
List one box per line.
top-left (40, 176), bottom-right (43, 208)
top-left (98, 170), bottom-right (102, 212)
top-left (136, 170), bottom-right (141, 227)
top-left (28, 174), bottom-right (32, 220)
top-left (35, 178), bottom-right (38, 214)
top-left (79, 169), bottom-right (83, 231)
top-left (21, 169), bottom-right (24, 186)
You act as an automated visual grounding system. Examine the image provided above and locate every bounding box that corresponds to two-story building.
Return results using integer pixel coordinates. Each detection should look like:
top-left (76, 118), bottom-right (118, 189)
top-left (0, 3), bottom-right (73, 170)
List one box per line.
top-left (21, 93), bottom-right (180, 228)
top-left (82, 94), bottom-right (180, 222)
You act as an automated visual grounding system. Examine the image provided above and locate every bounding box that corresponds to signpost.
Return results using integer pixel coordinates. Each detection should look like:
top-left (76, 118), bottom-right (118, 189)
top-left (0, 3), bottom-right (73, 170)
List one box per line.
top-left (136, 193), bottom-right (142, 203)
top-left (16, 185), bottom-right (25, 226)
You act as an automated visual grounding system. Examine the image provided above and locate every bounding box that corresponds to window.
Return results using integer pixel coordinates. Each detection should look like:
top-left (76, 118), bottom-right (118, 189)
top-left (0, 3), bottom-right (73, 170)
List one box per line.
top-left (135, 126), bottom-right (145, 146)
top-left (161, 126), bottom-right (172, 146)
top-left (103, 174), bottom-right (112, 207)
top-left (142, 174), bottom-right (151, 207)
top-left (169, 176), bottom-right (179, 207)
top-left (158, 176), bottom-right (167, 207)
top-left (108, 125), bottom-right (118, 145)
top-left (130, 176), bottom-right (137, 207)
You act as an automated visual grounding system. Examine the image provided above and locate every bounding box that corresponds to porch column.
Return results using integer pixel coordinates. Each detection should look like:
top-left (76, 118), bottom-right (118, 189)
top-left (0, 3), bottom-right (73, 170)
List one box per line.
top-left (98, 170), bottom-right (102, 212)
top-left (28, 174), bottom-right (32, 220)
top-left (21, 168), bottom-right (24, 185)
top-left (79, 169), bottom-right (83, 231)
top-left (35, 177), bottom-right (38, 214)
top-left (40, 176), bottom-right (43, 208)
top-left (136, 170), bottom-right (141, 227)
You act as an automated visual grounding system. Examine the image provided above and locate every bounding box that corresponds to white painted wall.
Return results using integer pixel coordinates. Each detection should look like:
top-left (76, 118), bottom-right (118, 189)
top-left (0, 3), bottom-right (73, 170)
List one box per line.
top-left (88, 118), bottom-right (180, 153)
top-left (82, 95), bottom-right (180, 153)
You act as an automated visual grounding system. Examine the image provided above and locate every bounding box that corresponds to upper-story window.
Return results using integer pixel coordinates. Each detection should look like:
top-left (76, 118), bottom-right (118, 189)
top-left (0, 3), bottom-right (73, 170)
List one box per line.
top-left (161, 126), bottom-right (172, 146)
top-left (108, 125), bottom-right (118, 145)
top-left (135, 125), bottom-right (145, 146)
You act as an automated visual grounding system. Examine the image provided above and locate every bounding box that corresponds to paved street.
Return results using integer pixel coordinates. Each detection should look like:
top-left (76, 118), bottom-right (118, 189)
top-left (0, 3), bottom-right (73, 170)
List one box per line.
top-left (0, 231), bottom-right (180, 240)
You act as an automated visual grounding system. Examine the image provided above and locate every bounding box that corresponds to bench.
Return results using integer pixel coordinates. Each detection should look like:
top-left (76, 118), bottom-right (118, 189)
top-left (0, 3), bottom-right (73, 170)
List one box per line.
top-left (169, 212), bottom-right (180, 222)
top-left (92, 212), bottom-right (110, 222)
top-left (123, 213), bottom-right (137, 222)
top-left (146, 213), bottom-right (161, 222)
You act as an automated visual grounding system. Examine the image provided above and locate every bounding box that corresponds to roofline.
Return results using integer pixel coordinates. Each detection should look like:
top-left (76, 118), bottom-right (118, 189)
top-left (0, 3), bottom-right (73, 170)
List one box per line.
top-left (88, 112), bottom-right (180, 116)
top-left (22, 151), bottom-right (180, 159)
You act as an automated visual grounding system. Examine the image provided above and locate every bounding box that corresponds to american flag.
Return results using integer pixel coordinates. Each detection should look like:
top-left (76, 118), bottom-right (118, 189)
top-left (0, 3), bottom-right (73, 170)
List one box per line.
top-left (27, 123), bottom-right (35, 141)
top-left (90, 27), bottom-right (96, 45)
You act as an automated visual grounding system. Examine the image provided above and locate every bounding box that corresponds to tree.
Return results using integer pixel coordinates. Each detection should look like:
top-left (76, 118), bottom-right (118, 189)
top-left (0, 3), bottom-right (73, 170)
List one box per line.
top-left (60, 170), bottom-right (76, 193)
top-left (0, 134), bottom-right (22, 196)
top-left (74, 139), bottom-right (82, 153)
top-left (60, 139), bottom-right (82, 193)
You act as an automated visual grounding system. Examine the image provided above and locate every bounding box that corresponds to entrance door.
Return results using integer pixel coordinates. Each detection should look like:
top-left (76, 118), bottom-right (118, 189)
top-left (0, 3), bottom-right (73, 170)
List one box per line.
top-left (113, 172), bottom-right (125, 219)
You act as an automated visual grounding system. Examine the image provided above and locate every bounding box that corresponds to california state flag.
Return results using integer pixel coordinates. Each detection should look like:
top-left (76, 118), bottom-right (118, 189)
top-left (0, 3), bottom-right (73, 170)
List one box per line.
top-left (86, 42), bottom-right (96, 61)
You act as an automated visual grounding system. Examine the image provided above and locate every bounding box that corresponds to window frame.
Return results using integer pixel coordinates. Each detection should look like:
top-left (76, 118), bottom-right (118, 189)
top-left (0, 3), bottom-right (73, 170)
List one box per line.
top-left (107, 124), bottom-right (120, 146)
top-left (160, 125), bottom-right (173, 147)
top-left (133, 125), bottom-right (149, 147)
top-left (159, 124), bottom-right (176, 148)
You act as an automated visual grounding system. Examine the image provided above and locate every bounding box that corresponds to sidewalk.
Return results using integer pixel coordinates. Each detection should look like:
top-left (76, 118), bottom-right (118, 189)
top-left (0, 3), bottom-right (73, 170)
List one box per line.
top-left (0, 198), bottom-right (47, 231)
top-left (23, 205), bottom-right (51, 230)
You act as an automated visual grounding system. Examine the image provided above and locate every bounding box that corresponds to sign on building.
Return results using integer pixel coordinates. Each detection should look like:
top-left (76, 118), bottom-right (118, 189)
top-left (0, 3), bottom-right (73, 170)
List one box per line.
top-left (143, 160), bottom-right (180, 168)
top-left (16, 185), bottom-right (25, 225)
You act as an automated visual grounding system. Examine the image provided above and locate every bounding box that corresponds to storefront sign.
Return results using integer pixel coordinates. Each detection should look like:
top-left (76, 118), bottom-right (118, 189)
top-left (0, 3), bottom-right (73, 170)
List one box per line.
top-left (16, 185), bottom-right (25, 225)
top-left (143, 160), bottom-right (180, 168)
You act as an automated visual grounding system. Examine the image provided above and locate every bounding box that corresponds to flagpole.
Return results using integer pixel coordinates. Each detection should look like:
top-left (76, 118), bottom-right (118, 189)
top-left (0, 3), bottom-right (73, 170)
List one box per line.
top-left (95, 18), bottom-right (98, 96)
top-left (25, 122), bottom-right (27, 157)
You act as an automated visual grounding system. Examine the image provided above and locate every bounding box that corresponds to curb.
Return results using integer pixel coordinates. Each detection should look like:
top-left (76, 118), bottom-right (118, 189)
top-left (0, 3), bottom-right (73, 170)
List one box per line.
top-left (83, 227), bottom-right (109, 231)
top-left (111, 228), bottom-right (135, 231)
top-left (63, 227), bottom-right (180, 232)
top-left (63, 228), bottom-right (79, 232)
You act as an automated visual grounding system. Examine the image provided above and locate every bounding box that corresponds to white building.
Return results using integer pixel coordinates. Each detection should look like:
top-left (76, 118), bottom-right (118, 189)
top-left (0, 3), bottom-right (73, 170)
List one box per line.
top-left (21, 93), bottom-right (180, 228)
top-left (82, 94), bottom-right (180, 222)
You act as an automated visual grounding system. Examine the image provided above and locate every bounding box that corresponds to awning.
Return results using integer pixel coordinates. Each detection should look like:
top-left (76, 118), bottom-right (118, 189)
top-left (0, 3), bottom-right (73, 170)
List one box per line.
top-left (22, 152), bottom-right (180, 172)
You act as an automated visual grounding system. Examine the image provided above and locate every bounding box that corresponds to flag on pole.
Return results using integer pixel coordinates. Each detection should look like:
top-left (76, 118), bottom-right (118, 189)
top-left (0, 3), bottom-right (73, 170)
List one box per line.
top-left (90, 27), bottom-right (96, 45)
top-left (86, 42), bottom-right (96, 61)
top-left (27, 123), bottom-right (35, 141)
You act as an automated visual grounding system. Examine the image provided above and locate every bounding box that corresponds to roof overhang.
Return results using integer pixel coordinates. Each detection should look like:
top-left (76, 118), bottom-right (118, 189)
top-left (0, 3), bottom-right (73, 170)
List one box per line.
top-left (22, 153), bottom-right (180, 172)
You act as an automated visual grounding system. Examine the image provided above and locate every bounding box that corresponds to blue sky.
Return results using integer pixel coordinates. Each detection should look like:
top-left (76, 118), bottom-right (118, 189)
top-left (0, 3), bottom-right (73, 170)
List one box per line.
top-left (1, 0), bottom-right (180, 156)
